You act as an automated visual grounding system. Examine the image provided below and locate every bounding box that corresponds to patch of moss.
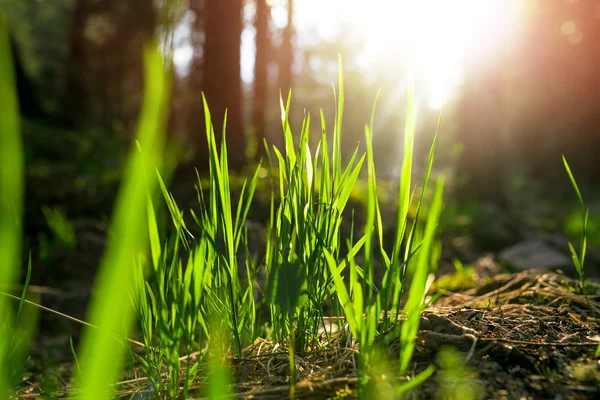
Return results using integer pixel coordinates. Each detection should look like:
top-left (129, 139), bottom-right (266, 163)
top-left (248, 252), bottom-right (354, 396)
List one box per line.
top-left (568, 360), bottom-right (600, 385)
top-left (431, 268), bottom-right (477, 293)
top-left (559, 279), bottom-right (600, 295)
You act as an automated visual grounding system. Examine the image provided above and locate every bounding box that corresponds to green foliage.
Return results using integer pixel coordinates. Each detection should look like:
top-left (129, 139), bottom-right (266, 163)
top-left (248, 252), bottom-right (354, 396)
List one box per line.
top-left (430, 259), bottom-right (477, 294)
top-left (562, 156), bottom-right (588, 294)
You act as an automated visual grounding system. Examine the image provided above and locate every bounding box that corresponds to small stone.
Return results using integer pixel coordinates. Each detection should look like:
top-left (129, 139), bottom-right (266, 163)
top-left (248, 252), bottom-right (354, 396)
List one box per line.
top-left (498, 239), bottom-right (571, 272)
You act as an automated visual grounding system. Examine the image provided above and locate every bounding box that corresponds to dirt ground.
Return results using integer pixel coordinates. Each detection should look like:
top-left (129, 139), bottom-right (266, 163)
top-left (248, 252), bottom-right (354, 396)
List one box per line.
top-left (202, 269), bottom-right (600, 400)
top-left (16, 267), bottom-right (600, 400)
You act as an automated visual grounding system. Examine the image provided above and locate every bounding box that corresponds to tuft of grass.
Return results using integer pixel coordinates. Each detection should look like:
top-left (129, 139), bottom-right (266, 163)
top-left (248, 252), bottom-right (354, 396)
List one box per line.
top-left (128, 58), bottom-right (445, 397)
top-left (325, 62), bottom-right (445, 395)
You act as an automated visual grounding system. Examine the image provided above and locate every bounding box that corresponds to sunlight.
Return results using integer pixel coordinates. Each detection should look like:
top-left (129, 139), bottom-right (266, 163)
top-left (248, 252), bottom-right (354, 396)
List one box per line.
top-left (291, 0), bottom-right (522, 109)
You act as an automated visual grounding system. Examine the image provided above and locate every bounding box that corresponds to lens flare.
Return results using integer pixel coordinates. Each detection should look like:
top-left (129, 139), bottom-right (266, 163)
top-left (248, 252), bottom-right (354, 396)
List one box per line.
top-left (290, 0), bottom-right (522, 108)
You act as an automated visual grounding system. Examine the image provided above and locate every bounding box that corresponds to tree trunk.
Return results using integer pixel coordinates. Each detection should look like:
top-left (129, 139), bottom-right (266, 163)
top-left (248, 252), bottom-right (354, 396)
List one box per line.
top-left (278, 0), bottom-right (294, 95)
top-left (201, 0), bottom-right (245, 168)
top-left (64, 0), bottom-right (156, 132)
top-left (253, 0), bottom-right (270, 160)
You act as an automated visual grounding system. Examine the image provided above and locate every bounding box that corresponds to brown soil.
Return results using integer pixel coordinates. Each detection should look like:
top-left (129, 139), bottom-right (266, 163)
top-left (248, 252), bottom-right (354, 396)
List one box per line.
top-left (16, 270), bottom-right (600, 399)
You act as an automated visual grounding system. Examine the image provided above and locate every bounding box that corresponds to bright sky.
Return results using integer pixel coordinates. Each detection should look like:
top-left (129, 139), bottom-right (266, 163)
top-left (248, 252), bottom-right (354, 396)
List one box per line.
top-left (173, 0), bottom-right (523, 109)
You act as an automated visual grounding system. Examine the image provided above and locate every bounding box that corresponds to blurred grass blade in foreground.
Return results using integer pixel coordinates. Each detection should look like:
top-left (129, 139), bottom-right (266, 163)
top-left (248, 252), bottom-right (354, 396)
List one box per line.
top-left (74, 45), bottom-right (170, 399)
top-left (0, 14), bottom-right (25, 396)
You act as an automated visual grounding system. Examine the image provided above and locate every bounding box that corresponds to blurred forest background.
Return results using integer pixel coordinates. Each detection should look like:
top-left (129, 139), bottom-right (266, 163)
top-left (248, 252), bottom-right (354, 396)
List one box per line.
top-left (3, 0), bottom-right (600, 287)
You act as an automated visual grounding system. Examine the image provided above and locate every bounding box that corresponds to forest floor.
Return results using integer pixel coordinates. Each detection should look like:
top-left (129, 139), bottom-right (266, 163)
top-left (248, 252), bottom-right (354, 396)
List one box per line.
top-left (16, 265), bottom-right (600, 399)
top-left (206, 270), bottom-right (600, 400)
top-left (15, 124), bottom-right (600, 398)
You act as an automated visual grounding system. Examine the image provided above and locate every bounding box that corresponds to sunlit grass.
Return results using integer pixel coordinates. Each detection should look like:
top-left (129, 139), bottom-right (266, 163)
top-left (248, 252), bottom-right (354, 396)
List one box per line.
top-left (127, 56), bottom-right (446, 397)
top-left (1, 30), bottom-right (448, 397)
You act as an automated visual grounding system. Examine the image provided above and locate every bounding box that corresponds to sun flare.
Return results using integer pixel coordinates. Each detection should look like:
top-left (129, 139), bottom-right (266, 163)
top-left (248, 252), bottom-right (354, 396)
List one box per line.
top-left (290, 0), bottom-right (522, 108)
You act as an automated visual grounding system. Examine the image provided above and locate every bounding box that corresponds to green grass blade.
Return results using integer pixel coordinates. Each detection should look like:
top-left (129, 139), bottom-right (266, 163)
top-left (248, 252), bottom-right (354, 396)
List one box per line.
top-left (74, 45), bottom-right (170, 399)
top-left (332, 55), bottom-right (344, 185)
top-left (146, 192), bottom-right (161, 271)
top-left (335, 154), bottom-right (366, 212)
top-left (399, 177), bottom-right (444, 374)
top-left (563, 155), bottom-right (589, 291)
top-left (364, 125), bottom-right (376, 289)
top-left (280, 91), bottom-right (296, 166)
top-left (234, 164), bottom-right (262, 250)
top-left (70, 336), bottom-right (83, 376)
top-left (562, 156), bottom-right (584, 209)
top-left (396, 364), bottom-right (436, 394)
top-left (0, 15), bottom-right (23, 396)
top-left (398, 107), bottom-right (442, 308)
top-left (567, 242), bottom-right (582, 272)
top-left (324, 248), bottom-right (358, 339)
top-left (319, 110), bottom-right (331, 204)
top-left (392, 81), bottom-right (416, 264)
top-left (582, 209), bottom-right (588, 267)
top-left (15, 253), bottom-right (32, 322)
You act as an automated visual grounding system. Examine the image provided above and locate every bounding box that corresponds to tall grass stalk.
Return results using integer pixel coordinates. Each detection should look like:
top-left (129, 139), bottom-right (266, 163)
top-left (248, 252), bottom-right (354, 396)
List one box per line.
top-left (0, 15), bottom-right (25, 396)
top-left (74, 46), bottom-right (170, 399)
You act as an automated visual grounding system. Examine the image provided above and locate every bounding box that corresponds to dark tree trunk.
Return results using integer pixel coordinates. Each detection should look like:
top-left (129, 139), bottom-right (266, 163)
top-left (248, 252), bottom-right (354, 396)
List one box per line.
top-left (278, 0), bottom-right (294, 95)
top-left (64, 0), bottom-right (156, 132)
top-left (253, 0), bottom-right (270, 160)
top-left (186, 0), bottom-right (207, 164)
top-left (201, 0), bottom-right (245, 168)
